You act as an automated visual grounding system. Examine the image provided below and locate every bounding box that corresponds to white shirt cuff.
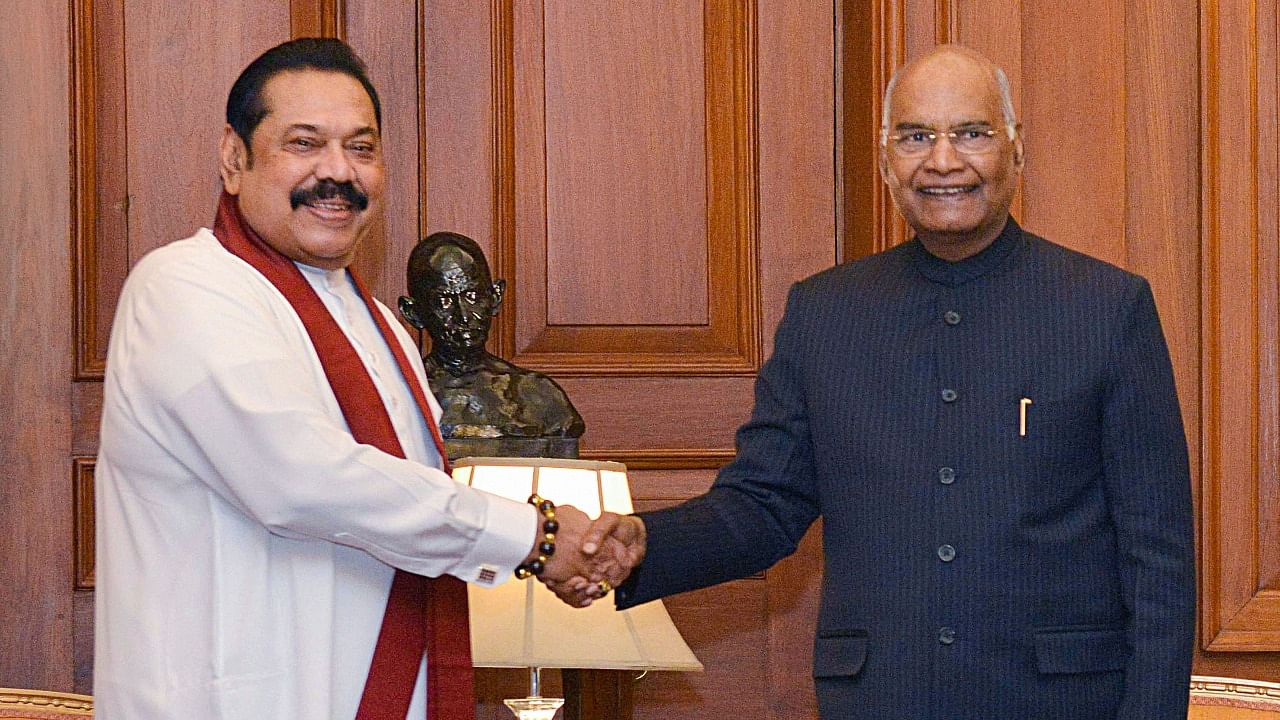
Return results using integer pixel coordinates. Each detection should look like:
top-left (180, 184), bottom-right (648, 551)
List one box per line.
top-left (455, 493), bottom-right (538, 587)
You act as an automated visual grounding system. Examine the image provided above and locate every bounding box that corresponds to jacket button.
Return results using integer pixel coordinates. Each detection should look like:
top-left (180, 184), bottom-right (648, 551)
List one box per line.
top-left (944, 310), bottom-right (961, 325)
top-left (937, 544), bottom-right (956, 562)
top-left (941, 388), bottom-right (958, 403)
top-left (938, 467), bottom-right (956, 484)
top-left (938, 627), bottom-right (956, 645)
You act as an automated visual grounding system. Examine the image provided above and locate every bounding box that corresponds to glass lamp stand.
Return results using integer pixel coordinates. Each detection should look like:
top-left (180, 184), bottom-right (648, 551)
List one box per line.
top-left (503, 667), bottom-right (565, 720)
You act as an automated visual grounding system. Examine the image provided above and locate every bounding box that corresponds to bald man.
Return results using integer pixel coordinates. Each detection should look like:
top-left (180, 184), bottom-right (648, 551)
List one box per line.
top-left (563, 45), bottom-right (1196, 719)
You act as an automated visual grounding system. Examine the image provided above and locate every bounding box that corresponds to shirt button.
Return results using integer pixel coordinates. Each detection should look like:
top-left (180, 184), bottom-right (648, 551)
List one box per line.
top-left (937, 544), bottom-right (956, 562)
top-left (939, 627), bottom-right (956, 645)
top-left (938, 467), bottom-right (956, 484)
top-left (941, 388), bottom-right (958, 403)
top-left (944, 310), bottom-right (961, 325)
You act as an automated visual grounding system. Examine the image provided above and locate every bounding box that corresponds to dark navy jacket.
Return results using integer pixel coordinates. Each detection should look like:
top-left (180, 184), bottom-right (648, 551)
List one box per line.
top-left (617, 219), bottom-right (1195, 720)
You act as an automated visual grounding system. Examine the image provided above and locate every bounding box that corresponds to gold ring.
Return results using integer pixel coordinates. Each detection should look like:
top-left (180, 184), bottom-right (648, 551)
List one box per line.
top-left (596, 579), bottom-right (613, 596)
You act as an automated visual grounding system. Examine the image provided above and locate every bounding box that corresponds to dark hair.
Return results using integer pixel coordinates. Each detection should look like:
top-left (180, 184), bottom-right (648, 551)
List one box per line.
top-left (226, 38), bottom-right (382, 158)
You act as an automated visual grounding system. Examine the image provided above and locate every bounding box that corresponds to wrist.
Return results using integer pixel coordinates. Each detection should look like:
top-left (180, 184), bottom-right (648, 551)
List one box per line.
top-left (515, 494), bottom-right (558, 579)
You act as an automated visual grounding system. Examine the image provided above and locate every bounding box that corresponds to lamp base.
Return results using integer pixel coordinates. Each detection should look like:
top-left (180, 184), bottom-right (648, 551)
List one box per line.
top-left (503, 696), bottom-right (565, 720)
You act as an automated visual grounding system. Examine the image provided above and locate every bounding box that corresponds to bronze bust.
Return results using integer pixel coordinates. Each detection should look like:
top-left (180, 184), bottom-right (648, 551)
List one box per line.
top-left (399, 231), bottom-right (585, 460)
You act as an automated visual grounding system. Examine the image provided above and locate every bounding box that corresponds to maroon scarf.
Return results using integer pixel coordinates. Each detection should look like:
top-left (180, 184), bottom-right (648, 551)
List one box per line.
top-left (212, 192), bottom-right (474, 720)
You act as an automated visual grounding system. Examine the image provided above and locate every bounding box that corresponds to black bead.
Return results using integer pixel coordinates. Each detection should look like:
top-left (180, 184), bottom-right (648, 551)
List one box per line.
top-left (527, 559), bottom-right (545, 576)
top-left (539, 541), bottom-right (556, 556)
top-left (538, 499), bottom-right (555, 514)
top-left (527, 494), bottom-right (541, 505)
top-left (543, 519), bottom-right (559, 533)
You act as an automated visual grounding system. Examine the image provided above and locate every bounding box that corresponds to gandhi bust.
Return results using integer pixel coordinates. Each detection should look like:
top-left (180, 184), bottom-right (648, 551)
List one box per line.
top-left (399, 232), bottom-right (585, 460)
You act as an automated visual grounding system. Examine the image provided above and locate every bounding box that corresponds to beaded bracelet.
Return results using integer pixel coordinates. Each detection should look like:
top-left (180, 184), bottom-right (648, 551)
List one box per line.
top-left (514, 494), bottom-right (558, 579)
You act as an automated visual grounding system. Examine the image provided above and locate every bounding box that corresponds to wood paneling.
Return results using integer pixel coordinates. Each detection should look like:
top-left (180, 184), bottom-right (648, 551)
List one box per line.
top-left (631, 580), bottom-right (770, 720)
top-left (1200, 0), bottom-right (1280, 653)
top-left (869, 0), bottom-right (910, 255)
top-left (73, 460), bottom-right (95, 590)
top-left (1020, 2), bottom-right (1126, 266)
top-left (344, 0), bottom-right (418, 299)
top-left (630, 500), bottom-right (771, 720)
top-left (1124, 0), bottom-right (1202, 454)
top-left (71, 0), bottom-right (127, 380)
top-left (840, 0), bottom-right (879, 263)
top-left (542, 1), bottom-right (709, 327)
top-left (558, 376), bottom-right (753, 452)
top-left (417, 0), bottom-right (497, 249)
top-left (757, 0), bottom-right (839, 341)
top-left (71, 1), bottom-right (291, 381)
top-left (290, 0), bottom-right (345, 39)
top-left (123, 3), bottom-right (289, 264)
top-left (0, 0), bottom-right (73, 690)
top-left (507, 0), bottom-right (760, 376)
top-left (72, 592), bottom-right (94, 695)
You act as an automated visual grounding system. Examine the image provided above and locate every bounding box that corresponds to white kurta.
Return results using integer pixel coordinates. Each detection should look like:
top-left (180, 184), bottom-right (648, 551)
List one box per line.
top-left (94, 229), bottom-right (537, 719)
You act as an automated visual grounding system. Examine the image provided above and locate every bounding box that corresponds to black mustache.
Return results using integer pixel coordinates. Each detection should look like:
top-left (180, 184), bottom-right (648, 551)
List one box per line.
top-left (289, 179), bottom-right (369, 212)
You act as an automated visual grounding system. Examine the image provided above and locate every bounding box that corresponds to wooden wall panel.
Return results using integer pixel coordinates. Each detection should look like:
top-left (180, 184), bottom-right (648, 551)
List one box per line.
top-left (841, 0), bottom-right (881, 262)
top-left (290, 0), bottom-right (345, 39)
top-left (123, 3), bottom-right (289, 263)
top-left (758, 1), bottom-right (839, 346)
top-left (561, 376), bottom-right (752, 453)
top-left (1200, 0), bottom-right (1280, 655)
top-left (508, 0), bottom-right (759, 376)
top-left (418, 1), bottom-right (498, 258)
top-left (0, 0), bottom-right (74, 691)
top-left (72, 0), bottom-right (291, 380)
top-left (345, 0), bottom-right (419, 299)
top-left (1123, 0), bottom-right (1202, 457)
top-left (542, 1), bottom-right (709, 327)
top-left (72, 0), bottom-right (126, 379)
top-left (631, 580), bottom-right (771, 720)
top-left (1020, 3), bottom-right (1127, 267)
top-left (72, 461), bottom-right (95, 590)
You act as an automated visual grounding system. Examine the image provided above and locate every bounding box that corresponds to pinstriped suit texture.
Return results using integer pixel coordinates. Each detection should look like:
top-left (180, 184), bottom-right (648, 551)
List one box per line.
top-left (616, 219), bottom-right (1196, 720)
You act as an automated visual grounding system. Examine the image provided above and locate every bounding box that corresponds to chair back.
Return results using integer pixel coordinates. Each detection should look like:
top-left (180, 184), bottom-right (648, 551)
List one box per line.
top-left (0, 689), bottom-right (92, 719)
top-left (1191, 676), bottom-right (1280, 719)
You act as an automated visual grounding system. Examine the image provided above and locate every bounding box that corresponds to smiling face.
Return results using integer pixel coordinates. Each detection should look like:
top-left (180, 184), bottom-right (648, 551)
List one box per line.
top-left (880, 49), bottom-right (1024, 260)
top-left (219, 69), bottom-right (384, 269)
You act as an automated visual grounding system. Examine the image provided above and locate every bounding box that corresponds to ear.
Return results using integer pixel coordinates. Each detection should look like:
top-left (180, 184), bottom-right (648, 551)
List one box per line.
top-left (489, 279), bottom-right (506, 315)
top-left (219, 125), bottom-right (248, 195)
top-left (398, 296), bottom-right (425, 329)
top-left (1010, 124), bottom-right (1025, 172)
top-left (878, 147), bottom-right (900, 190)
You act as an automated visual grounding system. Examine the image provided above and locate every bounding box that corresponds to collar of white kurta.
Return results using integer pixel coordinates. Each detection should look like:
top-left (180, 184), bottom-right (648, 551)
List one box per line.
top-left (212, 191), bottom-right (475, 720)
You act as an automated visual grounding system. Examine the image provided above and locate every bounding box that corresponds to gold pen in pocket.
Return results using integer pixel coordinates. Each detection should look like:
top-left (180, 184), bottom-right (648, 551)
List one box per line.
top-left (1019, 397), bottom-right (1033, 436)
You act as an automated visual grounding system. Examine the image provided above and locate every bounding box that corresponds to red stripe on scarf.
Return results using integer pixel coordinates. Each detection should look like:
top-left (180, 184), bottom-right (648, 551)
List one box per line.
top-left (212, 191), bottom-right (474, 720)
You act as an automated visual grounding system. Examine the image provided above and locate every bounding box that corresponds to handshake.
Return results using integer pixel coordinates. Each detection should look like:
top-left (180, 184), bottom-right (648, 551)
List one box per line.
top-left (521, 505), bottom-right (647, 608)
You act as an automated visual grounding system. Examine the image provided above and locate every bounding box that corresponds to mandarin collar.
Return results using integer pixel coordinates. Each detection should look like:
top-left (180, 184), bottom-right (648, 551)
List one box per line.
top-left (906, 216), bottom-right (1025, 287)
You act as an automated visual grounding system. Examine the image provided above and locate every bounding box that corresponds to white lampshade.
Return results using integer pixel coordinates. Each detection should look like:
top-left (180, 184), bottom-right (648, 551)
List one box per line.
top-left (454, 457), bottom-right (703, 672)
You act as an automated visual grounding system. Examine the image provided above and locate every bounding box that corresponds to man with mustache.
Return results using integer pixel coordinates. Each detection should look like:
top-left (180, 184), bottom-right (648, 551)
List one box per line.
top-left (94, 38), bottom-right (625, 720)
top-left (565, 44), bottom-right (1196, 719)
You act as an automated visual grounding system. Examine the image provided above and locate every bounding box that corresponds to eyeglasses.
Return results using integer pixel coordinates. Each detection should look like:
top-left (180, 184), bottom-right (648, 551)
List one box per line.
top-left (884, 124), bottom-right (1009, 157)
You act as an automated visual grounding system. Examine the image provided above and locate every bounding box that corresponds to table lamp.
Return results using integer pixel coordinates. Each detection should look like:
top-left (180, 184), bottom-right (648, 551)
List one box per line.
top-left (453, 457), bottom-right (703, 720)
